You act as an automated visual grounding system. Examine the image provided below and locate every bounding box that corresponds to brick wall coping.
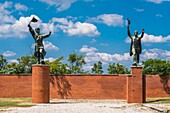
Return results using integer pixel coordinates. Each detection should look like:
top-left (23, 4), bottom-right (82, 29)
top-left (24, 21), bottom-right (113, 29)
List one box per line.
top-left (0, 74), bottom-right (169, 76)
top-left (0, 74), bottom-right (128, 76)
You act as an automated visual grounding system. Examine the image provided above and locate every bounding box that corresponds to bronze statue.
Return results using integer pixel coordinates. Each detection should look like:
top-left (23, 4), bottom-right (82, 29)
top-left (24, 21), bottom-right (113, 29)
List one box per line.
top-left (127, 19), bottom-right (144, 66)
top-left (28, 17), bottom-right (51, 64)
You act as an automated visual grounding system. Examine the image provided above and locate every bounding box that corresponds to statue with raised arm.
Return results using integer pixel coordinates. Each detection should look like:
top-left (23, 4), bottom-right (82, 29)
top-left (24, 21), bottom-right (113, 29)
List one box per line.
top-left (127, 19), bottom-right (144, 66)
top-left (28, 17), bottom-right (51, 64)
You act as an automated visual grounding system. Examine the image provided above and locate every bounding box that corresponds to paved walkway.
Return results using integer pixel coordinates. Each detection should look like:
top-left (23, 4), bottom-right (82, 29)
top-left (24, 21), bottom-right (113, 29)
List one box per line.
top-left (1, 99), bottom-right (170, 113)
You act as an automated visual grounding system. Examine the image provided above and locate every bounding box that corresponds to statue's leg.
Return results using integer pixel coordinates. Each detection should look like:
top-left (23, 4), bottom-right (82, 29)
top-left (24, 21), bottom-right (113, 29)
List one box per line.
top-left (137, 54), bottom-right (139, 63)
top-left (132, 47), bottom-right (137, 66)
top-left (35, 45), bottom-right (40, 64)
top-left (38, 50), bottom-right (40, 64)
top-left (39, 48), bottom-right (45, 64)
top-left (34, 51), bottom-right (40, 64)
top-left (133, 54), bottom-right (137, 65)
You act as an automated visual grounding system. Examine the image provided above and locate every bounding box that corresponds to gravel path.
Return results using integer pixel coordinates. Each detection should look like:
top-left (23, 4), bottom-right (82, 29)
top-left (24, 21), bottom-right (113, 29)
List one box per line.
top-left (1, 100), bottom-right (158, 113)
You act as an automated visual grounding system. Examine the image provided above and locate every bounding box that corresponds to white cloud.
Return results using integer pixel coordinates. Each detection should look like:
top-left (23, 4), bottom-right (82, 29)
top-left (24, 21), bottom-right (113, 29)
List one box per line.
top-left (0, 2), bottom-right (53, 39)
top-left (8, 59), bottom-right (18, 64)
top-left (0, 1), bottom-right (16, 24)
top-left (80, 45), bottom-right (170, 71)
top-left (63, 22), bottom-right (100, 37)
top-left (146, 0), bottom-right (170, 3)
top-left (44, 57), bottom-right (56, 62)
top-left (52, 18), bottom-right (69, 25)
top-left (50, 17), bottom-right (100, 37)
top-left (125, 33), bottom-right (170, 43)
top-left (0, 15), bottom-right (99, 39)
top-left (87, 14), bottom-right (124, 27)
top-left (14, 3), bottom-right (28, 11)
top-left (141, 48), bottom-right (170, 60)
top-left (134, 8), bottom-right (144, 12)
top-left (0, 15), bottom-right (16, 24)
top-left (0, 2), bottom-right (28, 24)
top-left (39, 0), bottom-right (76, 12)
top-left (42, 22), bottom-right (56, 33)
top-left (83, 64), bottom-right (93, 71)
top-left (80, 45), bottom-right (97, 53)
top-left (0, 15), bottom-right (41, 39)
top-left (79, 45), bottom-right (131, 64)
top-left (43, 41), bottom-right (59, 51)
top-left (0, 1), bottom-right (13, 9)
top-left (0, 2), bottom-right (100, 39)
top-left (3, 51), bottom-right (16, 57)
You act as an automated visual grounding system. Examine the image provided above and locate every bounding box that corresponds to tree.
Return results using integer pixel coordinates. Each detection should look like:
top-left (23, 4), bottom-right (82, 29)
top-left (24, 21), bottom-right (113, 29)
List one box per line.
top-left (142, 59), bottom-right (170, 75)
top-left (17, 55), bottom-right (37, 73)
top-left (46, 56), bottom-right (69, 75)
top-left (6, 55), bottom-right (37, 74)
top-left (6, 62), bottom-right (21, 74)
top-left (67, 53), bottom-right (86, 74)
top-left (107, 63), bottom-right (130, 74)
top-left (91, 61), bottom-right (103, 74)
top-left (0, 54), bottom-right (7, 73)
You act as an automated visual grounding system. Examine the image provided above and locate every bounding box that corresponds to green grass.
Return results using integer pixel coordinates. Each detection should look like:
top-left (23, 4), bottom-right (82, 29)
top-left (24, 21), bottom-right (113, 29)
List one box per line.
top-left (0, 98), bottom-right (33, 108)
top-left (147, 98), bottom-right (170, 104)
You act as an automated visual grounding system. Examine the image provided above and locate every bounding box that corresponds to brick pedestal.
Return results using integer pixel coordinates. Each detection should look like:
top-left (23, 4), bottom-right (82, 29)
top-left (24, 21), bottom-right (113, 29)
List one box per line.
top-left (127, 66), bottom-right (146, 103)
top-left (32, 64), bottom-right (50, 103)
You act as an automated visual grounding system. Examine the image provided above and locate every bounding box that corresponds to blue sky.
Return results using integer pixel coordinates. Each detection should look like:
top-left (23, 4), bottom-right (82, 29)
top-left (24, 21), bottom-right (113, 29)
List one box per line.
top-left (0, 0), bottom-right (170, 72)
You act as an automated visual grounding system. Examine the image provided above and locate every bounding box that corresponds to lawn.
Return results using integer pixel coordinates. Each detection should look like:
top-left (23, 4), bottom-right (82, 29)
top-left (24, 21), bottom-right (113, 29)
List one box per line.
top-left (0, 98), bottom-right (33, 107)
top-left (147, 98), bottom-right (170, 104)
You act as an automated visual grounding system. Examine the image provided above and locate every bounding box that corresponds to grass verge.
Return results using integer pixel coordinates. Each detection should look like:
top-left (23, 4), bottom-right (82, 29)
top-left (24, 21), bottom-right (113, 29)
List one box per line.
top-left (147, 97), bottom-right (170, 104)
top-left (0, 98), bottom-right (33, 108)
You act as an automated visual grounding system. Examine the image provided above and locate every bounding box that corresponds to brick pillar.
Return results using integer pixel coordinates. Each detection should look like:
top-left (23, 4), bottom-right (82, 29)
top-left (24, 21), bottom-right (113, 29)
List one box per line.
top-left (32, 64), bottom-right (50, 103)
top-left (127, 66), bottom-right (146, 103)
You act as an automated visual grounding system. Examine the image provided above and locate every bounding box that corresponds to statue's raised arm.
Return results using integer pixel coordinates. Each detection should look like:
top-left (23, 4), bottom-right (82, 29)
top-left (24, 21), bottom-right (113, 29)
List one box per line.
top-left (28, 23), bottom-right (35, 39)
top-left (140, 29), bottom-right (145, 39)
top-left (41, 31), bottom-right (52, 39)
top-left (127, 19), bottom-right (132, 38)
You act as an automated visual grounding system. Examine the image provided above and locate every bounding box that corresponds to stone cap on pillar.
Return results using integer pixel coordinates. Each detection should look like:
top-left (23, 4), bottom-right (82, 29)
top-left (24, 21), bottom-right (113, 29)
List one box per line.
top-left (126, 74), bottom-right (132, 77)
top-left (32, 64), bottom-right (49, 67)
top-left (131, 65), bottom-right (143, 68)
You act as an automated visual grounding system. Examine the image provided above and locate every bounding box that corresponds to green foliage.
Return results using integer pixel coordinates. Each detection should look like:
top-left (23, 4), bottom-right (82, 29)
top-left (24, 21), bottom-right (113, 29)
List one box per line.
top-left (107, 63), bottom-right (130, 74)
top-left (91, 61), bottom-right (103, 74)
top-left (67, 53), bottom-right (86, 74)
top-left (6, 62), bottom-right (21, 74)
top-left (1, 53), bottom-right (170, 75)
top-left (46, 57), bottom-right (69, 75)
top-left (142, 59), bottom-right (170, 75)
top-left (0, 54), bottom-right (7, 73)
top-left (6, 55), bottom-right (37, 74)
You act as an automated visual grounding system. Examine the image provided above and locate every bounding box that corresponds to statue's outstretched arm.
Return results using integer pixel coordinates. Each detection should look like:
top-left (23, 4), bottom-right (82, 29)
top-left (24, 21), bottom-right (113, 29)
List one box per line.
top-left (140, 29), bottom-right (144, 38)
top-left (127, 25), bottom-right (132, 38)
top-left (42, 31), bottom-right (51, 38)
top-left (28, 24), bottom-right (36, 38)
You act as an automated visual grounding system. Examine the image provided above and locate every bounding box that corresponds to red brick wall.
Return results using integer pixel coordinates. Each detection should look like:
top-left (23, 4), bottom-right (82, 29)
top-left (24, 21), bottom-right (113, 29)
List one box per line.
top-left (146, 75), bottom-right (170, 98)
top-left (50, 74), bottom-right (126, 99)
top-left (0, 74), bottom-right (169, 99)
top-left (0, 75), bottom-right (32, 97)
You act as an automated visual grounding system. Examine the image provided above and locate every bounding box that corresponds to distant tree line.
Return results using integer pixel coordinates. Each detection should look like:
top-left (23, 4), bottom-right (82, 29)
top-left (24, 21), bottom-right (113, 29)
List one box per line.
top-left (0, 54), bottom-right (170, 75)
